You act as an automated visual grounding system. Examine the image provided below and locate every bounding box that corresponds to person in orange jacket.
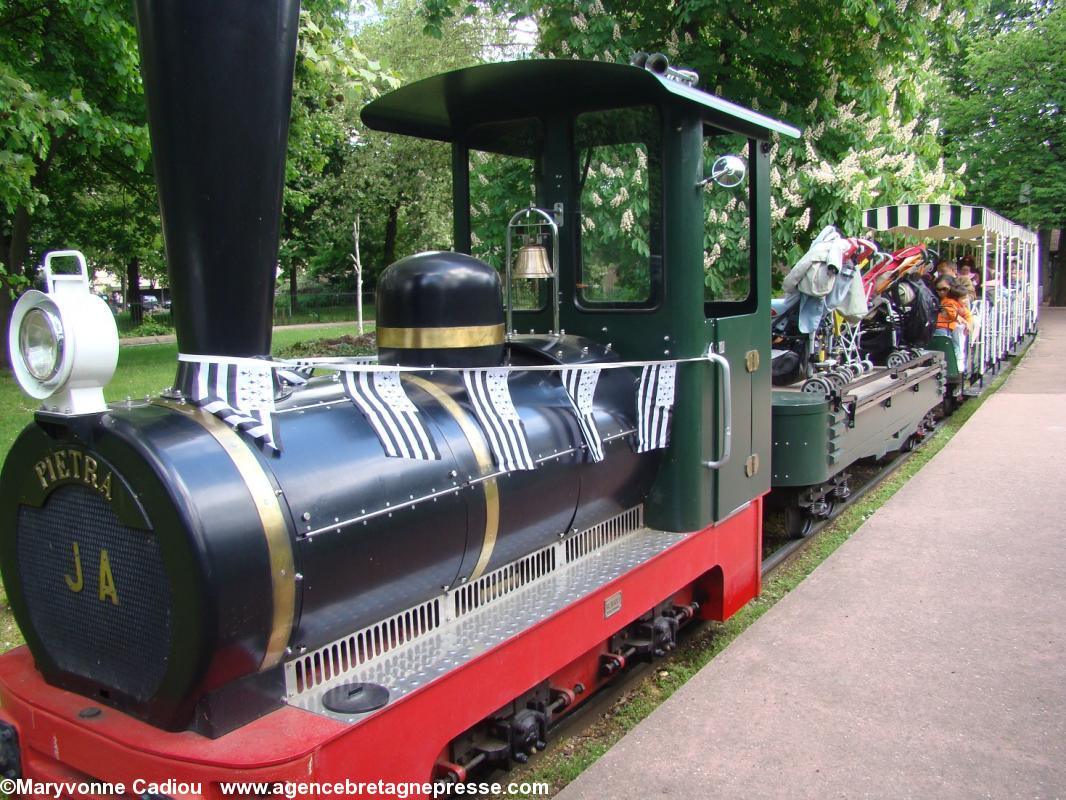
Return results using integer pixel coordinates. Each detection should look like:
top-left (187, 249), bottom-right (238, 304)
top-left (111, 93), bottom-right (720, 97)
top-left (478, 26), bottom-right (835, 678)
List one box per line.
top-left (934, 277), bottom-right (972, 369)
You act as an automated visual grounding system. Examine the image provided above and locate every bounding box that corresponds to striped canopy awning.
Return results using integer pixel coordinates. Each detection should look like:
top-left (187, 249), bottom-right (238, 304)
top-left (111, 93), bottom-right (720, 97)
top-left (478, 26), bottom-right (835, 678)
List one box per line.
top-left (862, 204), bottom-right (989, 240)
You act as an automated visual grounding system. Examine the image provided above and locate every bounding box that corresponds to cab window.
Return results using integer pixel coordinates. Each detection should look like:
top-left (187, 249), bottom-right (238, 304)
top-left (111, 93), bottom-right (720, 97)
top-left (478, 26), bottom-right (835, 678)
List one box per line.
top-left (575, 106), bottom-right (662, 309)
top-left (467, 119), bottom-right (544, 311)
top-left (703, 133), bottom-right (755, 314)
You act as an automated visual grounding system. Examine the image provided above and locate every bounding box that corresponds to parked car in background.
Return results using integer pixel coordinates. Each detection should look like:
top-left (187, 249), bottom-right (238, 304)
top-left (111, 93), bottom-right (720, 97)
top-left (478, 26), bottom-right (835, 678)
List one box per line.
top-left (141, 293), bottom-right (160, 312)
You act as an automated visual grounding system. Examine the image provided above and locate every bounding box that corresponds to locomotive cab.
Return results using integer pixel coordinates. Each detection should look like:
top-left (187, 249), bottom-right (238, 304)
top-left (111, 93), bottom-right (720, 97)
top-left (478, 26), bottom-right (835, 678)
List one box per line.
top-left (363, 57), bottom-right (799, 529)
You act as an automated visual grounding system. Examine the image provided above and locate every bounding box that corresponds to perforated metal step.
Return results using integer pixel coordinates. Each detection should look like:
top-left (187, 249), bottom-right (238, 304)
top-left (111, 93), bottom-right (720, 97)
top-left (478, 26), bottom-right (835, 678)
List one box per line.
top-left (285, 509), bottom-right (686, 724)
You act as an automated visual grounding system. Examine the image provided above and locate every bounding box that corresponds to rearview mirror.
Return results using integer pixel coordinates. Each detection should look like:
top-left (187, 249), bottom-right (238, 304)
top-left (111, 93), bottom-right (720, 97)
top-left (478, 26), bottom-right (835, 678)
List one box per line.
top-left (698, 155), bottom-right (747, 189)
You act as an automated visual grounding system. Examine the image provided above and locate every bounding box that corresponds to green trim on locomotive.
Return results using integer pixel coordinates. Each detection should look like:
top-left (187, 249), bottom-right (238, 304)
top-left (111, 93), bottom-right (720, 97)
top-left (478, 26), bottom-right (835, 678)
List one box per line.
top-left (363, 59), bottom-right (800, 532)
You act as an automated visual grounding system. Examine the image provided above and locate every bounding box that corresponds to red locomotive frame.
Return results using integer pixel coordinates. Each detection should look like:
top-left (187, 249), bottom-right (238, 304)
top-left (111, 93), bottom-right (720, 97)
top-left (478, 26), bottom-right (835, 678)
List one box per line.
top-left (0, 499), bottom-right (760, 798)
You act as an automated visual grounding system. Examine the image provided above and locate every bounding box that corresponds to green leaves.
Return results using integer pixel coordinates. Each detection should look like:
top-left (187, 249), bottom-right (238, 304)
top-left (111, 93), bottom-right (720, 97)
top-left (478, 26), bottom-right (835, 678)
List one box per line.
top-left (940, 5), bottom-right (1065, 228)
top-left (415, 0), bottom-right (975, 271)
top-left (0, 0), bottom-right (148, 249)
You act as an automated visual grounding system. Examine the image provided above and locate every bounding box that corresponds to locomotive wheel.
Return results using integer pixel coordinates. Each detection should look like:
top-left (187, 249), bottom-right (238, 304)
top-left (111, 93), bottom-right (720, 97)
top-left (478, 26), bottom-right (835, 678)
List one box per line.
top-left (785, 505), bottom-right (815, 538)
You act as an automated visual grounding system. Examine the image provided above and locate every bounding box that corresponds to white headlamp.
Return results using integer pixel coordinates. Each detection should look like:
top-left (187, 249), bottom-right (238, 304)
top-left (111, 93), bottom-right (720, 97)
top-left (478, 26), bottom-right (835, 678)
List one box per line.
top-left (9, 250), bottom-right (119, 415)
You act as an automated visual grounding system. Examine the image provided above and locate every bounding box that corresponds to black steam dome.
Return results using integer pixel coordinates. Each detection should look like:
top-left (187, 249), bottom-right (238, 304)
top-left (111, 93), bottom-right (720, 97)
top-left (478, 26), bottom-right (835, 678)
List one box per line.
top-left (376, 252), bottom-right (505, 368)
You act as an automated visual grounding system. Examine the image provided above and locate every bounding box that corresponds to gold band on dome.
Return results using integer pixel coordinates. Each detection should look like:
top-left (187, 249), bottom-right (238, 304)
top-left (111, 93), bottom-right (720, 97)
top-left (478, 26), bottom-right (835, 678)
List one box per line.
top-left (377, 323), bottom-right (505, 350)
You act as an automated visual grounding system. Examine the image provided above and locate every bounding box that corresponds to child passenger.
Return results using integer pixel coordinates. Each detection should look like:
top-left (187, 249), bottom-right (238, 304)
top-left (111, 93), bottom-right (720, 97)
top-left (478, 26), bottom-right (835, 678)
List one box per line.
top-left (958, 261), bottom-right (979, 294)
top-left (958, 255), bottom-right (980, 292)
top-left (934, 277), bottom-right (972, 369)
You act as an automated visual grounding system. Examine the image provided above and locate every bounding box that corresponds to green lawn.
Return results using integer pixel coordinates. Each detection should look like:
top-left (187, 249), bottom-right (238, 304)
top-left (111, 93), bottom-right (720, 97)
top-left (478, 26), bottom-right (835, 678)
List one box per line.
top-left (114, 304), bottom-right (377, 338)
top-left (0, 323), bottom-right (374, 463)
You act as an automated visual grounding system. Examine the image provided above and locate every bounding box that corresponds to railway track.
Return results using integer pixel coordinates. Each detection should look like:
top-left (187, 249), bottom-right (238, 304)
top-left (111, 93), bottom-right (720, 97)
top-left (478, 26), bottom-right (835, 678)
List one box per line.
top-left (760, 442), bottom-right (918, 576)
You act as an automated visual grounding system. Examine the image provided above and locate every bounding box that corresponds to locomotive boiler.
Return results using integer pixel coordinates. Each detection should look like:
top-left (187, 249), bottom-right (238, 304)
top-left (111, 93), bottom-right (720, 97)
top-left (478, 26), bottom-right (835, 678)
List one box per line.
top-left (0, 0), bottom-right (803, 790)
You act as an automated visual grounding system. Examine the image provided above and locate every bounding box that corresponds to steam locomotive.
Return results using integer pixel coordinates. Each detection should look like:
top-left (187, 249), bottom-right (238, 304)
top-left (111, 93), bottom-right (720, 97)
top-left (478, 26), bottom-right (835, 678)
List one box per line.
top-left (0, 1), bottom-right (929, 795)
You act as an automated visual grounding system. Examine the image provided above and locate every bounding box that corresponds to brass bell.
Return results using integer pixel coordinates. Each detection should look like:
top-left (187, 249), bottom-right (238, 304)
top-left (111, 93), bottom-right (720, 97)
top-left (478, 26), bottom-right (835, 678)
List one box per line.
top-left (514, 244), bottom-right (553, 279)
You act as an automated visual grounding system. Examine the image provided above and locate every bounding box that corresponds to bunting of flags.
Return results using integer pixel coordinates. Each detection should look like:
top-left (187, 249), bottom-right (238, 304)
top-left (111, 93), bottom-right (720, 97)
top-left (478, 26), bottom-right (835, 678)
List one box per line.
top-left (276, 361), bottom-right (316, 386)
top-left (180, 360), bottom-right (282, 452)
top-left (342, 371), bottom-right (440, 461)
top-left (561, 367), bottom-right (604, 462)
top-left (636, 363), bottom-right (677, 453)
top-left (176, 355), bottom-right (683, 467)
top-left (463, 368), bottom-right (536, 471)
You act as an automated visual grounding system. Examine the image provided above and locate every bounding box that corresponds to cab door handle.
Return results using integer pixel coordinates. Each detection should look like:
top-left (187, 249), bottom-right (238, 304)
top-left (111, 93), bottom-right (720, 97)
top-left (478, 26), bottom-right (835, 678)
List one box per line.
top-left (702, 347), bottom-right (732, 469)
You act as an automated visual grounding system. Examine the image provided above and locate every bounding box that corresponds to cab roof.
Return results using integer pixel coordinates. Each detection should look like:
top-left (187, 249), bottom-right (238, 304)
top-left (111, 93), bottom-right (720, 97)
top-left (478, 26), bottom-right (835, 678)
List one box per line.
top-left (361, 59), bottom-right (801, 143)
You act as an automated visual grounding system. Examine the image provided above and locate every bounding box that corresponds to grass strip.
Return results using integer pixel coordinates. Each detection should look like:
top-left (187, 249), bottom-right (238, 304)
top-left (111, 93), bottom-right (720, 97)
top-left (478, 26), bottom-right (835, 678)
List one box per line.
top-left (504, 347), bottom-right (1030, 798)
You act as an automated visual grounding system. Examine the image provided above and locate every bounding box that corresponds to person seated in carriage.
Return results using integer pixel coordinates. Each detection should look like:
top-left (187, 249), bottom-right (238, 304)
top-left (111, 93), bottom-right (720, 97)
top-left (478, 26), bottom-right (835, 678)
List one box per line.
top-left (934, 276), bottom-right (973, 368)
top-left (958, 255), bottom-right (980, 292)
top-left (954, 269), bottom-right (977, 302)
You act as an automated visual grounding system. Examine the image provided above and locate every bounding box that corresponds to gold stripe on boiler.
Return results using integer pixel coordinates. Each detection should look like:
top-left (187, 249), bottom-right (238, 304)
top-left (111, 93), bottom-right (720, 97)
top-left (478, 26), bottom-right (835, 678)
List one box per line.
top-left (403, 376), bottom-right (500, 582)
top-left (154, 399), bottom-right (295, 671)
top-left (377, 323), bottom-right (505, 349)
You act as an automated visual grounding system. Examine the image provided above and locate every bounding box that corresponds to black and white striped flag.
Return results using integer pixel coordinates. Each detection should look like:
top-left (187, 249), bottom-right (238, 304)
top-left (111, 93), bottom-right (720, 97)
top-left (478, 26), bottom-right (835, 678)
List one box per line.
top-left (561, 368), bottom-right (604, 462)
top-left (342, 371), bottom-right (439, 460)
top-left (636, 363), bottom-right (677, 453)
top-left (180, 360), bottom-right (282, 452)
top-left (276, 360), bottom-right (316, 386)
top-left (464, 368), bottom-right (535, 472)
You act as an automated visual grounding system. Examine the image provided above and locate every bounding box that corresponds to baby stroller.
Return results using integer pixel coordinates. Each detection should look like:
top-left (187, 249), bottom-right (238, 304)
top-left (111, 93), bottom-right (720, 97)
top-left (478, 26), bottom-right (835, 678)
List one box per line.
top-left (771, 227), bottom-right (874, 394)
top-left (857, 243), bottom-right (939, 368)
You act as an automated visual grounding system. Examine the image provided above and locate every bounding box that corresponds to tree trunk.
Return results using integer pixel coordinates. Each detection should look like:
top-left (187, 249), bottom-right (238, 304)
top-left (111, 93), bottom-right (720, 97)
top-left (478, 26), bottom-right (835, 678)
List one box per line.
top-left (289, 263), bottom-right (298, 315)
top-left (1038, 228), bottom-right (1053, 302)
top-left (8, 206), bottom-right (31, 278)
top-left (383, 204), bottom-right (400, 268)
top-left (0, 205), bottom-right (34, 368)
top-left (352, 216), bottom-right (363, 335)
top-left (0, 287), bottom-right (12, 370)
top-left (127, 257), bottom-right (143, 326)
top-left (1052, 239), bottom-right (1066, 307)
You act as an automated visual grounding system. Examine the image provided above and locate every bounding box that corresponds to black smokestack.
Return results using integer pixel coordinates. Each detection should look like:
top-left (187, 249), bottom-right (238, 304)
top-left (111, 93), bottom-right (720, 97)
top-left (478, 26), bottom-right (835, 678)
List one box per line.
top-left (134, 0), bottom-right (301, 356)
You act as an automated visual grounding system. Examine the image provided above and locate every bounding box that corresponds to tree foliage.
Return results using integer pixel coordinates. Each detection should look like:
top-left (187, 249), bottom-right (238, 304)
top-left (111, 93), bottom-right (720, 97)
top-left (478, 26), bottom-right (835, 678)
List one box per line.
top-left (283, 0), bottom-right (513, 292)
top-left (6, 0), bottom-right (1052, 349)
top-left (423, 0), bottom-right (970, 279)
top-left (0, 0), bottom-right (148, 224)
top-left (940, 3), bottom-right (1064, 230)
top-left (279, 0), bottom-right (398, 301)
top-left (0, 0), bottom-right (152, 363)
